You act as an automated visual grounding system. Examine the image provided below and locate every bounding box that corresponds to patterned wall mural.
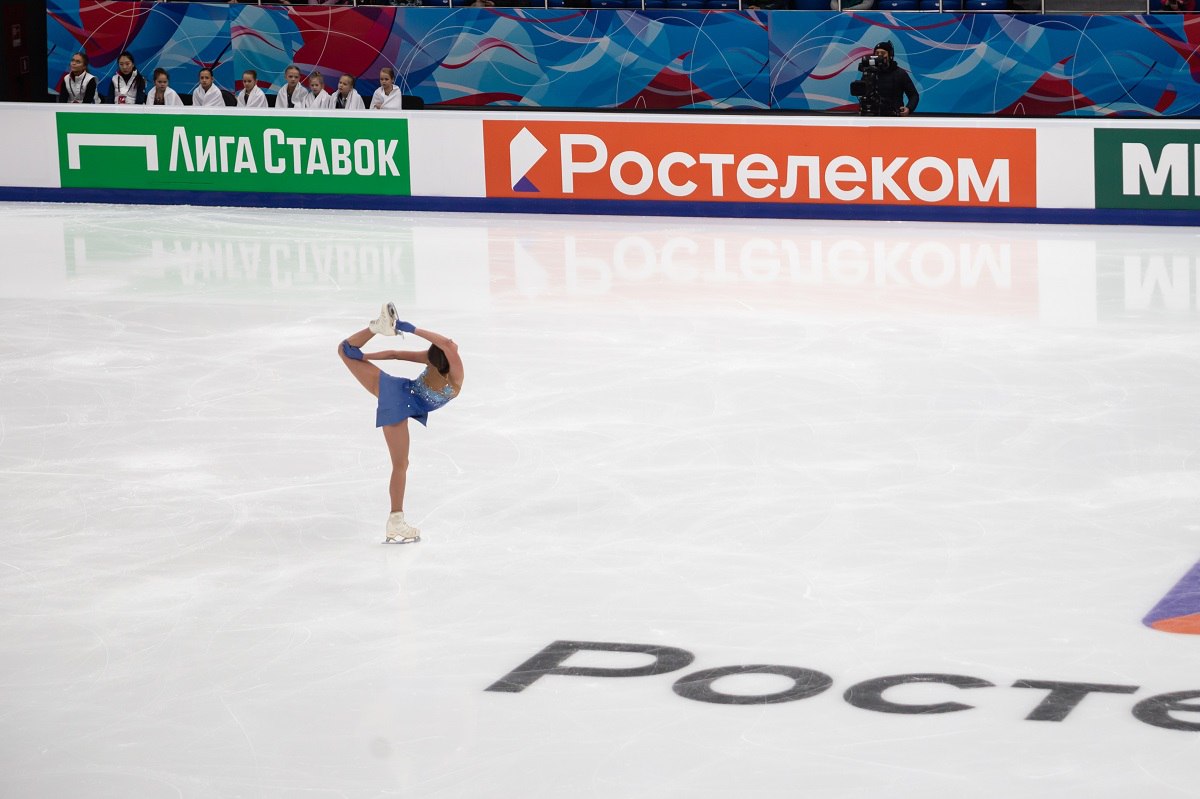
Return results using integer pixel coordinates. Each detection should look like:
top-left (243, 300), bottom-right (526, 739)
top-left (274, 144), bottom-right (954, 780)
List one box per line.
top-left (48, 2), bottom-right (235, 94)
top-left (46, 1), bottom-right (1200, 117)
top-left (770, 11), bottom-right (1200, 116)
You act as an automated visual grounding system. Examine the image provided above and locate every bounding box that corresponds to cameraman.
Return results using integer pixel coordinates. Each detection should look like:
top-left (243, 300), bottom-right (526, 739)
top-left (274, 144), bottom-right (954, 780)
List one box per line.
top-left (864, 41), bottom-right (919, 117)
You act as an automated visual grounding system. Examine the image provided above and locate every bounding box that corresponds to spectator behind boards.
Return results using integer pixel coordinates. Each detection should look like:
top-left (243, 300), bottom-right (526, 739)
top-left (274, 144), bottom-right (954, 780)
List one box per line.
top-left (237, 69), bottom-right (268, 109)
top-left (275, 65), bottom-right (312, 110)
top-left (192, 67), bottom-right (225, 108)
top-left (58, 52), bottom-right (99, 104)
top-left (371, 67), bottom-right (403, 110)
top-left (148, 68), bottom-right (184, 107)
top-left (107, 51), bottom-right (146, 107)
top-left (335, 75), bottom-right (366, 110)
top-left (309, 73), bottom-right (334, 110)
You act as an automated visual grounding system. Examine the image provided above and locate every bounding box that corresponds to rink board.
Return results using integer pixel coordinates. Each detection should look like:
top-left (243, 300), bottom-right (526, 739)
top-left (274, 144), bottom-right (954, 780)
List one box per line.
top-left (1, 103), bottom-right (1199, 225)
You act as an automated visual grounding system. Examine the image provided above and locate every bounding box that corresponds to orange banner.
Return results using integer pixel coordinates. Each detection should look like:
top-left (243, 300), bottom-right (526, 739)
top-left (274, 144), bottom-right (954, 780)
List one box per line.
top-left (485, 120), bottom-right (1037, 207)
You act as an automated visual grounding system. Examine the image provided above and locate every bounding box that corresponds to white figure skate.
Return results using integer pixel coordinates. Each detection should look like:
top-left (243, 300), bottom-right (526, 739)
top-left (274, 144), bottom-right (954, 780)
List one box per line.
top-left (368, 302), bottom-right (399, 337)
top-left (384, 511), bottom-right (421, 544)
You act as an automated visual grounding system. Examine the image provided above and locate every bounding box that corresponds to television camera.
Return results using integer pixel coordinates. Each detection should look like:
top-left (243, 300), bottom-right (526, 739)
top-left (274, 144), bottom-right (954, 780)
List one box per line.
top-left (850, 55), bottom-right (885, 117)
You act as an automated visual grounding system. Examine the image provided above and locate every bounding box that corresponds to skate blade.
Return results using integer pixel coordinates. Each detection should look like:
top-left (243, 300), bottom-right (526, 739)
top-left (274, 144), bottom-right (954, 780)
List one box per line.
top-left (388, 303), bottom-right (405, 338)
top-left (382, 535), bottom-right (420, 545)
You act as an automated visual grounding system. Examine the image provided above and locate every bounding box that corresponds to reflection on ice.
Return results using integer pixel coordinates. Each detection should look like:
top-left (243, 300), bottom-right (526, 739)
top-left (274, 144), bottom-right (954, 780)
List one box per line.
top-left (5, 205), bottom-right (1198, 326)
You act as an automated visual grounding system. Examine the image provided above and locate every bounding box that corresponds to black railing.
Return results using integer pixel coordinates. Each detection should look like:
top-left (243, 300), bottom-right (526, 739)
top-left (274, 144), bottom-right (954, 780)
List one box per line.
top-left (151, 0), bottom-right (1188, 13)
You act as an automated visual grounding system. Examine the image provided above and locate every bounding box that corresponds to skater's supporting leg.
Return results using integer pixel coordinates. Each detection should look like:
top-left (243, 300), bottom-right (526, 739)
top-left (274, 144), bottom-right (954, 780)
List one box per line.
top-left (382, 421), bottom-right (420, 542)
top-left (382, 421), bottom-right (410, 512)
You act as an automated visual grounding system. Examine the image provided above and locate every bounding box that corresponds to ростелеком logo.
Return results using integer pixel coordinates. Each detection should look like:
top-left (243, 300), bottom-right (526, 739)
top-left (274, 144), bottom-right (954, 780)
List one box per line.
top-left (1144, 560), bottom-right (1200, 634)
top-left (509, 127), bottom-right (547, 193)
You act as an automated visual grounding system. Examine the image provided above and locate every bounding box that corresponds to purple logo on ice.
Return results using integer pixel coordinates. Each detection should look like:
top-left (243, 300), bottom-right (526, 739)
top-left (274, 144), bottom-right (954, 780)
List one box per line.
top-left (1144, 560), bottom-right (1200, 635)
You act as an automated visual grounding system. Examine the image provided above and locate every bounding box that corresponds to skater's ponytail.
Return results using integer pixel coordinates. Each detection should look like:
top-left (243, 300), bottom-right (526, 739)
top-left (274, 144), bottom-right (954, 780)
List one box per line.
top-left (428, 345), bottom-right (450, 378)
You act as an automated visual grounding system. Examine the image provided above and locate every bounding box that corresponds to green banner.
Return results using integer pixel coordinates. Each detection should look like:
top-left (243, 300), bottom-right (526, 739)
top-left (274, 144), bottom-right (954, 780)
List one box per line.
top-left (57, 112), bottom-right (411, 195)
top-left (1095, 129), bottom-right (1200, 211)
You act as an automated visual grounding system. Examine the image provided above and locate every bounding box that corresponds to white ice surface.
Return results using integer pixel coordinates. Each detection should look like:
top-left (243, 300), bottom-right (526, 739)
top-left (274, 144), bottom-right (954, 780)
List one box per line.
top-left (1, 203), bottom-right (1198, 797)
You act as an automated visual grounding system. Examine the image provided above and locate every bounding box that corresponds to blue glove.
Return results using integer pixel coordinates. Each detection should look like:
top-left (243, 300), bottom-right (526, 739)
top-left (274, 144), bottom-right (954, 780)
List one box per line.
top-left (396, 320), bottom-right (416, 334)
top-left (341, 340), bottom-right (364, 361)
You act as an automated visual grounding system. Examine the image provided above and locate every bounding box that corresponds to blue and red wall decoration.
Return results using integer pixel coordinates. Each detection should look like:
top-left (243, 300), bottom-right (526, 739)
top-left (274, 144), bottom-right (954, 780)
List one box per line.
top-left (47, 1), bottom-right (1200, 116)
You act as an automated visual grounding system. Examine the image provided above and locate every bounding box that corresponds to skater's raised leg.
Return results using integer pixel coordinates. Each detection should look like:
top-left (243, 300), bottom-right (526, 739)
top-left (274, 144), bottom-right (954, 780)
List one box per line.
top-left (338, 327), bottom-right (382, 397)
top-left (338, 303), bottom-right (401, 396)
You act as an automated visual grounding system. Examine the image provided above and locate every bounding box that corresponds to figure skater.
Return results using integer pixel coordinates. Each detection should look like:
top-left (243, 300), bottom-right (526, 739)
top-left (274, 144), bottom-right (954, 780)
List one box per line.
top-left (338, 303), bottom-right (464, 544)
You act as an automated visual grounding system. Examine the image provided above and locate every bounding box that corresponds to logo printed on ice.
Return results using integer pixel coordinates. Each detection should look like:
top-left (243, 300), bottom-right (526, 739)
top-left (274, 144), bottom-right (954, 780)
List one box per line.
top-left (56, 111), bottom-right (411, 195)
top-left (1144, 559), bottom-right (1200, 634)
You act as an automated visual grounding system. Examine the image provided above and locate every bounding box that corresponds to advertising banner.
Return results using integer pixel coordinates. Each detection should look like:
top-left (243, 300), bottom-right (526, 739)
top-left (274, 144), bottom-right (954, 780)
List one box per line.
top-left (484, 120), bottom-right (1038, 208)
top-left (56, 112), bottom-right (411, 196)
top-left (1095, 129), bottom-right (1200, 211)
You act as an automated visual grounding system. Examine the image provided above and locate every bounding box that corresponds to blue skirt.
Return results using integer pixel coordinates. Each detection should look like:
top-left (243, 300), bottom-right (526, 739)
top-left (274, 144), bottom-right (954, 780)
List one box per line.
top-left (376, 374), bottom-right (432, 428)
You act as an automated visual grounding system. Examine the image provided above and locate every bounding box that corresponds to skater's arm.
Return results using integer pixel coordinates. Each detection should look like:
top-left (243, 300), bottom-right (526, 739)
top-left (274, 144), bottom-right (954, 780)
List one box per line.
top-left (363, 350), bottom-right (428, 363)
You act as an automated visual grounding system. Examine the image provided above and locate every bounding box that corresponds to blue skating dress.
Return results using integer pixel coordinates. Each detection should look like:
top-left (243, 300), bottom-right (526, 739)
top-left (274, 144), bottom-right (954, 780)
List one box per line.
top-left (376, 368), bottom-right (456, 427)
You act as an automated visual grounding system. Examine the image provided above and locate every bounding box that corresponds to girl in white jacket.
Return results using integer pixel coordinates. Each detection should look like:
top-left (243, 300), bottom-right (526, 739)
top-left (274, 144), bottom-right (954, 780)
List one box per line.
top-left (308, 73), bottom-right (334, 110)
top-left (147, 68), bottom-right (184, 107)
top-left (237, 70), bottom-right (268, 109)
top-left (274, 64), bottom-right (312, 110)
top-left (334, 74), bottom-right (366, 110)
top-left (191, 67), bottom-right (225, 108)
top-left (371, 67), bottom-right (404, 111)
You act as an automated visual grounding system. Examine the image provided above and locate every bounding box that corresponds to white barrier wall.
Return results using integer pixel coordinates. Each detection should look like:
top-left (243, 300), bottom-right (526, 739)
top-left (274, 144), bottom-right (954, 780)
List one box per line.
top-left (2, 105), bottom-right (64, 189)
top-left (2, 103), bottom-right (1198, 222)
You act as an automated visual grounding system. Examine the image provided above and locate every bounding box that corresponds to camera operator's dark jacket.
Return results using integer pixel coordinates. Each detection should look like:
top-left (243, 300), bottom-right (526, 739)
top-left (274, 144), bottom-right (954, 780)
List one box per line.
top-left (877, 61), bottom-right (919, 116)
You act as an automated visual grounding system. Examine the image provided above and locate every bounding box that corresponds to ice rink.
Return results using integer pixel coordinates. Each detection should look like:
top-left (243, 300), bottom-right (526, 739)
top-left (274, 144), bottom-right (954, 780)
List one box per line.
top-left (1, 201), bottom-right (1198, 797)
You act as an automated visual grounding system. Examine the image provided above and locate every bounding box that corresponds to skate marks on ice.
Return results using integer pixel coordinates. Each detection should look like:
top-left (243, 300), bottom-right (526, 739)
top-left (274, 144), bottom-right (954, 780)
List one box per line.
top-left (1, 203), bottom-right (1200, 798)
